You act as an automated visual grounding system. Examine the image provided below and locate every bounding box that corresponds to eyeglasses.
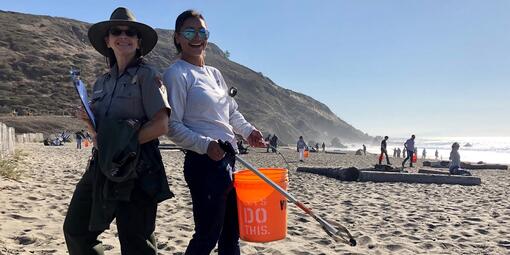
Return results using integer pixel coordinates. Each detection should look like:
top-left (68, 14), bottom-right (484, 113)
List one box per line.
top-left (179, 27), bottom-right (209, 41)
top-left (109, 27), bottom-right (139, 37)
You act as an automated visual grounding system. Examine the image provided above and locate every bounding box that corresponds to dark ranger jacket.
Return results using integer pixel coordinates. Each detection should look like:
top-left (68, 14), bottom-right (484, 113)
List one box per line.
top-left (88, 118), bottom-right (173, 231)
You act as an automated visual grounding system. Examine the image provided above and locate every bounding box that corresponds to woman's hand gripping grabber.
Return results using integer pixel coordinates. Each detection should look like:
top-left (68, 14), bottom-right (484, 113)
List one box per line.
top-left (219, 140), bottom-right (356, 246)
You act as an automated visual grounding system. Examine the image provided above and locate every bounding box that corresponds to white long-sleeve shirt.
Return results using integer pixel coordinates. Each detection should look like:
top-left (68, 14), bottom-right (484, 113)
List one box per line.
top-left (163, 60), bottom-right (255, 154)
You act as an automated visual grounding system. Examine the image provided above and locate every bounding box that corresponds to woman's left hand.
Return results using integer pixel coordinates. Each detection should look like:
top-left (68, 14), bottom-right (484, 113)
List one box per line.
top-left (247, 129), bottom-right (266, 148)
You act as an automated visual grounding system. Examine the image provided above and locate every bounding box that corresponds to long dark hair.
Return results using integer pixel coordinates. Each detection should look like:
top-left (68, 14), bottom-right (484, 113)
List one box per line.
top-left (173, 9), bottom-right (206, 53)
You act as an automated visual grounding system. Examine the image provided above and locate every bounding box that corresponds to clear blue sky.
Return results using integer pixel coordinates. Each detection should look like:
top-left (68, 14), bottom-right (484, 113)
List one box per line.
top-left (2, 0), bottom-right (509, 137)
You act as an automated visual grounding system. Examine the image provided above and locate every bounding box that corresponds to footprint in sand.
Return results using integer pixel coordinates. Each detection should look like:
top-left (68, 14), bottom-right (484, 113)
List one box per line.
top-left (474, 228), bottom-right (489, 235)
top-left (13, 234), bottom-right (37, 245)
top-left (296, 216), bottom-right (309, 223)
top-left (498, 240), bottom-right (510, 250)
top-left (385, 244), bottom-right (403, 252)
top-left (419, 241), bottom-right (435, 250)
top-left (8, 214), bottom-right (38, 222)
top-left (356, 235), bottom-right (373, 247)
top-left (289, 250), bottom-right (315, 255)
top-left (377, 233), bottom-right (390, 239)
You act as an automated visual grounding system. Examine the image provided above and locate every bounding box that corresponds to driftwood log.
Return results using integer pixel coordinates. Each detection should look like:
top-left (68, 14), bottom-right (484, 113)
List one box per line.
top-left (297, 167), bottom-right (481, 186)
top-left (423, 161), bottom-right (508, 170)
top-left (460, 162), bottom-right (508, 170)
top-left (324, 151), bottom-right (346, 155)
top-left (418, 168), bottom-right (450, 175)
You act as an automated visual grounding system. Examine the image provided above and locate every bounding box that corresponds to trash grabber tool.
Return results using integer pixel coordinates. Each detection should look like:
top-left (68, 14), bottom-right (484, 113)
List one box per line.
top-left (219, 140), bottom-right (356, 246)
top-left (266, 144), bottom-right (291, 170)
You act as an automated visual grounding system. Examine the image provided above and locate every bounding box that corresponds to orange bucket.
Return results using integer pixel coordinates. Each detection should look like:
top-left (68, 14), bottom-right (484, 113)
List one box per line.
top-left (84, 140), bottom-right (89, 148)
top-left (304, 150), bottom-right (309, 158)
top-left (412, 152), bottom-right (417, 163)
top-left (234, 168), bottom-right (288, 242)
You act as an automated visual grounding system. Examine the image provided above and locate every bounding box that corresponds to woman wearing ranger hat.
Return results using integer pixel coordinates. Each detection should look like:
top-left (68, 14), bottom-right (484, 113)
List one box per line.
top-left (63, 7), bottom-right (172, 254)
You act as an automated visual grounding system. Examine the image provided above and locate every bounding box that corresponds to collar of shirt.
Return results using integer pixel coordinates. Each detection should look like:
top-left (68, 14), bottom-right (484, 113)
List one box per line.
top-left (108, 58), bottom-right (143, 79)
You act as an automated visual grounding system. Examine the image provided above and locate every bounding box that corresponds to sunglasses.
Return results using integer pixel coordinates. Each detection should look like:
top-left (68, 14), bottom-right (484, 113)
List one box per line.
top-left (109, 27), bottom-right (139, 37)
top-left (179, 27), bottom-right (210, 41)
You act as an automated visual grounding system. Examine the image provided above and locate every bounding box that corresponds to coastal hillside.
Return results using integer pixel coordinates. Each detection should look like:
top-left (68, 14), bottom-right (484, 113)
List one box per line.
top-left (0, 10), bottom-right (371, 144)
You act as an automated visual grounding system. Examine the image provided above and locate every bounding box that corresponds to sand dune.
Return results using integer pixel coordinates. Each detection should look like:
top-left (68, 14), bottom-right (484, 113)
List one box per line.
top-left (1, 143), bottom-right (509, 254)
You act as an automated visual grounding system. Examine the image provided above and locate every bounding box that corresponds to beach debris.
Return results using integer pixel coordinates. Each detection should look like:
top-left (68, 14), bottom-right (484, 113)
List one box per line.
top-left (297, 167), bottom-right (481, 186)
top-left (324, 151), bottom-right (346, 155)
top-left (374, 164), bottom-right (400, 172)
top-left (423, 160), bottom-right (508, 170)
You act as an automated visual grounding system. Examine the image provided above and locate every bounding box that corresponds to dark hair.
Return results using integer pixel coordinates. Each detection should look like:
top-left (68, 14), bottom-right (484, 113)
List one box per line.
top-left (174, 9), bottom-right (206, 53)
top-left (104, 29), bottom-right (142, 68)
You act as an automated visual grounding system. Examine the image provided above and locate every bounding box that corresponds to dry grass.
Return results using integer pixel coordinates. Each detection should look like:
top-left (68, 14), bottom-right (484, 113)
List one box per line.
top-left (0, 149), bottom-right (27, 181)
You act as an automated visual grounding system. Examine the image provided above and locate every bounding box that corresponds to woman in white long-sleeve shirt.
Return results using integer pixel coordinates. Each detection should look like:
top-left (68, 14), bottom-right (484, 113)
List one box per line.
top-left (163, 10), bottom-right (265, 255)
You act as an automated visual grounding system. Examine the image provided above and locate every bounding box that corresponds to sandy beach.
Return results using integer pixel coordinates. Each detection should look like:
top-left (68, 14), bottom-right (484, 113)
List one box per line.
top-left (1, 143), bottom-right (510, 255)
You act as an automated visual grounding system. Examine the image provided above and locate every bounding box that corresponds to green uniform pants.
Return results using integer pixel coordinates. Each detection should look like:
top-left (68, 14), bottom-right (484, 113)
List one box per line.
top-left (63, 168), bottom-right (158, 255)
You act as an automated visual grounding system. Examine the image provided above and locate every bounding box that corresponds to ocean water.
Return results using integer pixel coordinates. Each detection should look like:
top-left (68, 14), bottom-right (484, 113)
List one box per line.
top-left (339, 137), bottom-right (510, 165)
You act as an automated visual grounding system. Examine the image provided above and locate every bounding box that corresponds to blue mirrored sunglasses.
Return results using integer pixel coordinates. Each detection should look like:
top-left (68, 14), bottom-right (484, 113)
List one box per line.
top-left (180, 28), bottom-right (209, 41)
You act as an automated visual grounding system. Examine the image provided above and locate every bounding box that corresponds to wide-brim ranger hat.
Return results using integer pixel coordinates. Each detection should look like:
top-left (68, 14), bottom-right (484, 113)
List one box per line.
top-left (88, 7), bottom-right (158, 56)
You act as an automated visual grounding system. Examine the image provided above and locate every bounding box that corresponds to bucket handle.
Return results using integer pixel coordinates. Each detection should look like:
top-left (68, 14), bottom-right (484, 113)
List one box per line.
top-left (219, 140), bottom-right (356, 246)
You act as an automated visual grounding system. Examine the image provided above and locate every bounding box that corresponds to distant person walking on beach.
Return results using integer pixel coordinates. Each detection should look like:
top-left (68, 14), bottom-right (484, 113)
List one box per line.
top-left (297, 136), bottom-right (307, 162)
top-left (164, 10), bottom-right (265, 254)
top-left (402, 148), bottom-right (406, 159)
top-left (422, 148), bottom-right (427, 159)
top-left (397, 147), bottom-right (401, 158)
top-left (379, 136), bottom-right (391, 165)
top-left (449, 142), bottom-right (471, 176)
top-left (362, 144), bottom-right (367, 155)
top-left (435, 149), bottom-right (439, 160)
top-left (322, 142), bottom-right (326, 152)
top-left (402, 135), bottom-right (416, 167)
top-left (270, 134), bottom-right (278, 152)
top-left (74, 130), bottom-right (83, 149)
top-left (63, 7), bottom-right (172, 254)
top-left (393, 148), bottom-right (397, 157)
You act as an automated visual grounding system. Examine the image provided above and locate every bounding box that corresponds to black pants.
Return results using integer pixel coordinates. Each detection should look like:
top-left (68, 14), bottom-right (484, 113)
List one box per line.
top-left (379, 149), bottom-right (390, 164)
top-left (402, 150), bottom-right (414, 167)
top-left (183, 151), bottom-right (240, 255)
top-left (63, 167), bottom-right (157, 255)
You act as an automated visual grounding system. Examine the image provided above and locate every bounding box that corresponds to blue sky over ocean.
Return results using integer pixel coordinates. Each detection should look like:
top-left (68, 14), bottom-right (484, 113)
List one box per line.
top-left (2, 0), bottom-right (509, 137)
